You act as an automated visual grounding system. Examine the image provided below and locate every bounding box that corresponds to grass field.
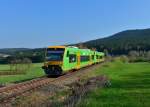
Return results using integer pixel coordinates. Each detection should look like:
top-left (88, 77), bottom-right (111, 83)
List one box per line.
top-left (0, 64), bottom-right (11, 71)
top-left (78, 61), bottom-right (150, 107)
top-left (0, 63), bottom-right (45, 84)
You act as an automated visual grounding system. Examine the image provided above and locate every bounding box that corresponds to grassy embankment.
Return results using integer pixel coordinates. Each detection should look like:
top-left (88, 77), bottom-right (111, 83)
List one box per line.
top-left (0, 63), bottom-right (45, 84)
top-left (78, 60), bottom-right (150, 107)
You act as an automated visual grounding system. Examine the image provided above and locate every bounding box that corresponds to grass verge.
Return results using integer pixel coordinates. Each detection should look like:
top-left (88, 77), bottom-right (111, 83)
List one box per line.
top-left (77, 61), bottom-right (150, 107)
top-left (0, 63), bottom-right (45, 84)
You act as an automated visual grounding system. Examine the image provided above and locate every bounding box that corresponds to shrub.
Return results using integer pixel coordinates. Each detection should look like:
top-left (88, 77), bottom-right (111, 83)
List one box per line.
top-left (119, 55), bottom-right (129, 63)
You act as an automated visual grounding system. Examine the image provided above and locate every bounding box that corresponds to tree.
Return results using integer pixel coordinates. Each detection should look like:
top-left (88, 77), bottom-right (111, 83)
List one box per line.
top-left (9, 58), bottom-right (32, 74)
top-left (120, 55), bottom-right (129, 63)
top-left (128, 51), bottom-right (139, 62)
top-left (22, 58), bottom-right (32, 70)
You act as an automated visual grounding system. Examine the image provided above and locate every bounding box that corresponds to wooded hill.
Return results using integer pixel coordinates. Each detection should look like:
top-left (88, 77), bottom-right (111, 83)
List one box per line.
top-left (0, 48), bottom-right (45, 64)
top-left (82, 28), bottom-right (150, 55)
top-left (0, 28), bottom-right (150, 63)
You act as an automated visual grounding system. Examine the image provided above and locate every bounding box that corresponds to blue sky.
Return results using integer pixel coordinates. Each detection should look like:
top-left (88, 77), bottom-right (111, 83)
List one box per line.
top-left (0, 0), bottom-right (150, 48)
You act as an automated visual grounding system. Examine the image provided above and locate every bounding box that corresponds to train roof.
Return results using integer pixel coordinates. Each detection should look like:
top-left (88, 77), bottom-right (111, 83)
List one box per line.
top-left (47, 46), bottom-right (104, 55)
top-left (48, 46), bottom-right (66, 48)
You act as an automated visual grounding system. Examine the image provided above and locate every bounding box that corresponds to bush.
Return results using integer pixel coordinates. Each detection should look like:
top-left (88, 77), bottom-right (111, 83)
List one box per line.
top-left (9, 58), bottom-right (32, 74)
top-left (106, 55), bottom-right (114, 62)
top-left (119, 55), bottom-right (129, 63)
top-left (128, 51), bottom-right (150, 62)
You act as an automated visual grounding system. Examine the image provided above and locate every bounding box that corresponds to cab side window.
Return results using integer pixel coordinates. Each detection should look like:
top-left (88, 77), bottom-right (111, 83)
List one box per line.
top-left (69, 54), bottom-right (76, 63)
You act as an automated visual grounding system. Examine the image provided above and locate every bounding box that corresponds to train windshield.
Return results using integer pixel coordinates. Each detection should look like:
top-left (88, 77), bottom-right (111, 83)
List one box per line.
top-left (46, 48), bottom-right (65, 61)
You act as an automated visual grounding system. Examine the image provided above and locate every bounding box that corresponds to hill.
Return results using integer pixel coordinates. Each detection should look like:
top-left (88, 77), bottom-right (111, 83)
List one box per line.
top-left (0, 48), bottom-right (45, 64)
top-left (0, 48), bottom-right (31, 55)
top-left (1, 28), bottom-right (150, 63)
top-left (82, 28), bottom-right (150, 55)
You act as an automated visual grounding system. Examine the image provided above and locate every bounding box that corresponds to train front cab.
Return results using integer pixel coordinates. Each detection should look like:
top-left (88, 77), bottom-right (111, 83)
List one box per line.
top-left (42, 46), bottom-right (66, 76)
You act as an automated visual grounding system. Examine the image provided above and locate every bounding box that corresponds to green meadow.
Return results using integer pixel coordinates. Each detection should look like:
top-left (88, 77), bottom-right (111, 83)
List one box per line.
top-left (78, 61), bottom-right (150, 107)
top-left (0, 60), bottom-right (150, 107)
top-left (0, 64), bottom-right (11, 71)
top-left (0, 63), bottom-right (45, 84)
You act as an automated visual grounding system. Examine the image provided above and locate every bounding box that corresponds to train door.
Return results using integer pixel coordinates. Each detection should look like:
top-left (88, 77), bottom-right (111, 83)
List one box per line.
top-left (76, 52), bottom-right (80, 69)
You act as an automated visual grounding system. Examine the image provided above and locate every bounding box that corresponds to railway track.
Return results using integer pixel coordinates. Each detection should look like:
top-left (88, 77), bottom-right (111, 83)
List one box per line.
top-left (0, 63), bottom-right (102, 103)
top-left (0, 76), bottom-right (53, 102)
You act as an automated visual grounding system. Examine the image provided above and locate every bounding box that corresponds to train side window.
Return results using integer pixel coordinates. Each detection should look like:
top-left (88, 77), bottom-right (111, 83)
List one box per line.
top-left (80, 56), bottom-right (90, 62)
top-left (69, 54), bottom-right (76, 63)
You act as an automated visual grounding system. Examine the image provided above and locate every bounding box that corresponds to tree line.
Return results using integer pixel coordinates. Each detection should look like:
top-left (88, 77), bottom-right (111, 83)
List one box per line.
top-left (0, 48), bottom-right (45, 64)
top-left (82, 29), bottom-right (150, 55)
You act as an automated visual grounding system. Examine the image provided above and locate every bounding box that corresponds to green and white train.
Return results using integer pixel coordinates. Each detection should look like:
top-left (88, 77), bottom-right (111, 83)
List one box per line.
top-left (42, 46), bottom-right (105, 76)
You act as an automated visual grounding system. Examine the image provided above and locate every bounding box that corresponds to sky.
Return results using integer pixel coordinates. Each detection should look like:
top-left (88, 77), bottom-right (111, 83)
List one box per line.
top-left (0, 0), bottom-right (150, 48)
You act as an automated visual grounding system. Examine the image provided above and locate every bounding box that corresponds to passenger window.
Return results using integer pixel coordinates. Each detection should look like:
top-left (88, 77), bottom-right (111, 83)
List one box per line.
top-left (69, 54), bottom-right (76, 63)
top-left (80, 56), bottom-right (90, 62)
